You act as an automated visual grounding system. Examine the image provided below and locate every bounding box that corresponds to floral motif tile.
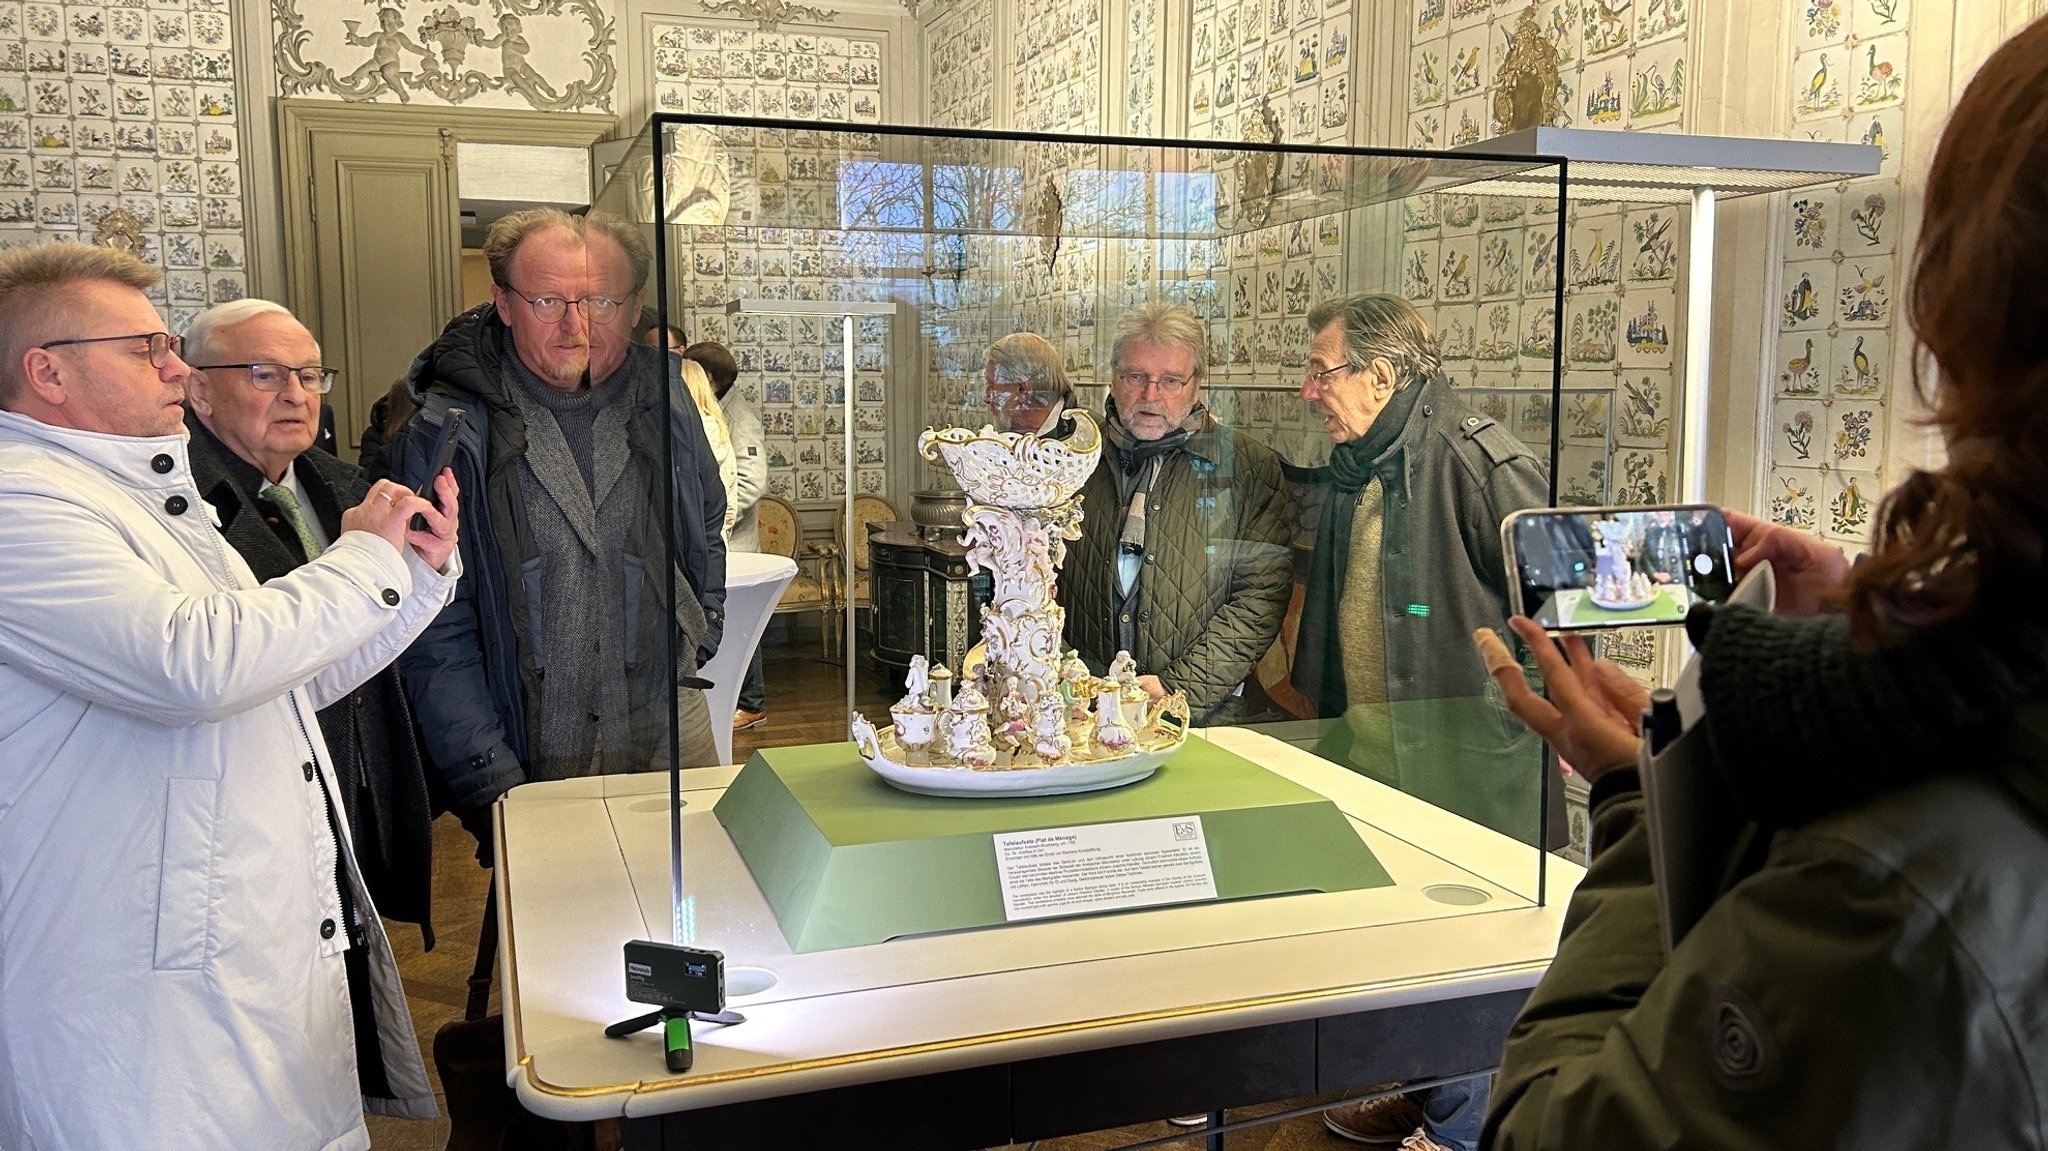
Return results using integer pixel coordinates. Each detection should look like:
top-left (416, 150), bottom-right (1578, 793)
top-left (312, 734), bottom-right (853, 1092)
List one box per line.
top-left (1772, 397), bottom-right (1826, 467)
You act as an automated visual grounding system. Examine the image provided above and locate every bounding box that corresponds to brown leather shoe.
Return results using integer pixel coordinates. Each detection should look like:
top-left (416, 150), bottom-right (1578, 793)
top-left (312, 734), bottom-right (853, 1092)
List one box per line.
top-left (732, 708), bottom-right (767, 731)
top-left (1322, 1089), bottom-right (1425, 1145)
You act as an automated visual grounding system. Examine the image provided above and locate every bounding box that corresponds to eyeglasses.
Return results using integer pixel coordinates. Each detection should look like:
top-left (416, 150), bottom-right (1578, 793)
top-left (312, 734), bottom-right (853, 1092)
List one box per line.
top-left (190, 362), bottom-right (339, 394)
top-left (1303, 362), bottom-right (1356, 388)
top-left (1113, 370), bottom-right (1193, 394)
top-left (37, 331), bottom-right (183, 368)
top-left (503, 286), bottom-right (628, 325)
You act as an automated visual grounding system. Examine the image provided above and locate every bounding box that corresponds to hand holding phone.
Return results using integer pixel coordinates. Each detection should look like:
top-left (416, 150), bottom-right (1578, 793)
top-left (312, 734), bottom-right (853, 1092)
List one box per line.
top-left (1502, 503), bottom-right (1735, 632)
top-left (411, 406), bottom-right (466, 532)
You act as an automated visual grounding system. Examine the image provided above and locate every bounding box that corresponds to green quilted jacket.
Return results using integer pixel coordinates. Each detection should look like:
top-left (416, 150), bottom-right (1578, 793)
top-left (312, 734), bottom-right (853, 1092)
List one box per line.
top-left (1059, 416), bottom-right (1293, 723)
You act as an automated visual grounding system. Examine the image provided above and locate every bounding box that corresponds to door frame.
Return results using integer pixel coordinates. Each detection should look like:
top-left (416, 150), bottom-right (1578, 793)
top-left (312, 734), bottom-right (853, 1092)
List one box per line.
top-left (274, 99), bottom-right (615, 336)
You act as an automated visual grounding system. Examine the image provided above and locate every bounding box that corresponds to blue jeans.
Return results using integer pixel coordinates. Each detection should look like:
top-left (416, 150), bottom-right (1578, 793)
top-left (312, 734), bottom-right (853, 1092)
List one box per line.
top-left (1418, 1076), bottom-right (1489, 1151)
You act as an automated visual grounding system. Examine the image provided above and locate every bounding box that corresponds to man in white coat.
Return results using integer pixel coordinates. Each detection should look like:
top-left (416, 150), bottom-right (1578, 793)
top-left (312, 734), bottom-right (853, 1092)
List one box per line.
top-left (0, 243), bottom-right (461, 1150)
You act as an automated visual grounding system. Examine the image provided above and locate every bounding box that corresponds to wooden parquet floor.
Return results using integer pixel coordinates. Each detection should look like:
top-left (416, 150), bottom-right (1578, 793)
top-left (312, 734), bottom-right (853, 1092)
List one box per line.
top-left (365, 632), bottom-right (1377, 1150)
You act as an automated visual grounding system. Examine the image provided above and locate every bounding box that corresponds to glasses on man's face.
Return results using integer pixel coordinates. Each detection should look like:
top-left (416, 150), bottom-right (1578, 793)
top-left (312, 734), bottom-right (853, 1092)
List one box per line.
top-left (1113, 370), bottom-right (1193, 394)
top-left (504, 286), bottom-right (628, 326)
top-left (1302, 362), bottom-right (1356, 389)
top-left (38, 331), bottom-right (183, 369)
top-left (190, 362), bottom-right (338, 394)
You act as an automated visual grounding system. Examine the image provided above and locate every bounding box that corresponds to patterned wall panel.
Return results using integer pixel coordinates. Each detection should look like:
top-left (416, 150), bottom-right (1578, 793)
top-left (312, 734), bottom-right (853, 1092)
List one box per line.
top-left (0, 0), bottom-right (250, 328)
top-left (274, 0), bottom-right (614, 110)
top-left (1767, 0), bottom-right (1906, 547)
top-left (649, 20), bottom-right (894, 505)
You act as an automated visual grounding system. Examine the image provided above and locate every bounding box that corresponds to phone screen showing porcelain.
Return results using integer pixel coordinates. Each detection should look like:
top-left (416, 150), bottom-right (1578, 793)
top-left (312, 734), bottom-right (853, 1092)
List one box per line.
top-left (1509, 505), bottom-right (1735, 631)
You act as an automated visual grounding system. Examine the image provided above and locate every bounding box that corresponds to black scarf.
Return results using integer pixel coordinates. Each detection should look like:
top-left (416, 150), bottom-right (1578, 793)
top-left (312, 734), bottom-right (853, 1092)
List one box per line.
top-left (1292, 377), bottom-right (1426, 716)
top-left (1102, 397), bottom-right (1209, 561)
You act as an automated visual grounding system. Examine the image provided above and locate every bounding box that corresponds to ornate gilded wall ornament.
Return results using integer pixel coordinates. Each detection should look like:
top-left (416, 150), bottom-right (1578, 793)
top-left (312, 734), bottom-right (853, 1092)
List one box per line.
top-left (93, 207), bottom-right (144, 254)
top-left (1491, 3), bottom-right (1566, 135)
top-left (1031, 175), bottom-right (1063, 270)
top-left (1234, 99), bottom-right (1282, 228)
top-left (699, 0), bottom-right (841, 31)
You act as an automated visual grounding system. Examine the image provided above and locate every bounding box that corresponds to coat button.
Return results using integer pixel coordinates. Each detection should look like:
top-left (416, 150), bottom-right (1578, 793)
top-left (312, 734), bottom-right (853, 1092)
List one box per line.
top-left (302, 761), bottom-right (314, 781)
top-left (1144, 554), bottom-right (1156, 565)
top-left (319, 918), bottom-right (336, 940)
top-left (1464, 416), bottom-right (1478, 428)
top-left (381, 588), bottom-right (401, 606)
top-left (150, 453), bottom-right (174, 473)
top-left (1139, 610), bottom-right (1152, 622)
top-left (1120, 612), bottom-right (1131, 623)
top-left (164, 495), bottom-right (187, 515)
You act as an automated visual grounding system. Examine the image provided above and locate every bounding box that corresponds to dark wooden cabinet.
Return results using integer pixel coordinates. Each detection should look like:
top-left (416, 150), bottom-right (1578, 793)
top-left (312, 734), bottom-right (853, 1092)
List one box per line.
top-left (867, 522), bottom-right (991, 674)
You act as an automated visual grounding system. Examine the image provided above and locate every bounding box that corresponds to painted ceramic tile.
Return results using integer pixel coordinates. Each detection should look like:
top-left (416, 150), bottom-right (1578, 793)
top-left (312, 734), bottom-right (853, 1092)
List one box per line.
top-left (1409, 108), bottom-right (1444, 149)
top-left (1581, 60), bottom-right (1625, 126)
top-left (1565, 299), bottom-right (1619, 366)
top-left (1441, 25), bottom-right (1490, 97)
top-left (1823, 468), bottom-right (1880, 541)
top-left (1402, 239), bottom-right (1439, 301)
top-left (1772, 397), bottom-right (1825, 466)
top-left (1403, 195), bottom-right (1441, 235)
top-left (1636, 0), bottom-right (1687, 43)
top-left (1829, 401), bottom-right (1882, 467)
top-left (1775, 332), bottom-right (1829, 397)
top-left (1521, 302), bottom-right (1558, 364)
top-left (1616, 371), bottom-right (1673, 445)
top-left (1845, 110), bottom-right (1901, 177)
top-left (1612, 448), bottom-right (1670, 505)
top-left (1835, 256), bottom-right (1892, 327)
top-left (1795, 0), bottom-right (1845, 49)
top-left (1850, 33), bottom-right (1905, 111)
top-left (1531, 224), bottom-right (1556, 294)
top-left (1831, 329), bottom-right (1887, 398)
top-left (1581, 0), bottom-right (1632, 59)
top-left (1628, 39), bottom-right (1684, 127)
top-left (33, 191), bottom-right (76, 224)
top-left (1449, 95), bottom-right (1487, 147)
top-left (1620, 290), bottom-right (1675, 367)
top-left (1476, 300), bottom-right (1519, 364)
top-left (1624, 208), bottom-right (1679, 283)
top-left (1513, 391), bottom-right (1556, 447)
top-left (1780, 258), bottom-right (1835, 331)
top-left (1437, 303), bottom-right (1478, 362)
top-left (1791, 46), bottom-right (1844, 122)
top-left (1558, 444), bottom-right (1610, 506)
top-left (1412, 42), bottom-right (1446, 107)
top-left (1768, 466), bottom-right (1820, 531)
top-left (1448, 0), bottom-right (1490, 29)
top-left (1840, 178), bottom-right (1897, 256)
top-left (1784, 190), bottom-right (1839, 261)
top-left (1466, 388), bottom-right (1513, 430)
top-left (1851, 0), bottom-right (1908, 40)
top-left (1566, 214), bottom-right (1623, 289)
top-left (1562, 389), bottom-right (1611, 444)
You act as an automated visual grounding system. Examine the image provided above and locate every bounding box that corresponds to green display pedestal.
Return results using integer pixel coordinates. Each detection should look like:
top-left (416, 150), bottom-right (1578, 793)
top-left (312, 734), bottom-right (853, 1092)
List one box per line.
top-left (712, 739), bottom-right (1392, 952)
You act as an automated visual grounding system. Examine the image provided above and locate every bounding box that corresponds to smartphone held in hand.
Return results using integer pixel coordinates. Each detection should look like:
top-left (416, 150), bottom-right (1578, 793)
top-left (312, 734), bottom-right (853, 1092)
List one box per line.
top-left (1501, 503), bottom-right (1735, 632)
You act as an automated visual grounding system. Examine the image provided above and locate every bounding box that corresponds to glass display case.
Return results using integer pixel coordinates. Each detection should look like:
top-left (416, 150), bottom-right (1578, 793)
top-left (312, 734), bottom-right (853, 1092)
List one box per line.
top-left (591, 115), bottom-right (1576, 949)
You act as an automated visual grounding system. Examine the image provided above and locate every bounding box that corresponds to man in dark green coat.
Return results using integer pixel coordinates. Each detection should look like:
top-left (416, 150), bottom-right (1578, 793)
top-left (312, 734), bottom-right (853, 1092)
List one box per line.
top-left (1061, 302), bottom-right (1292, 725)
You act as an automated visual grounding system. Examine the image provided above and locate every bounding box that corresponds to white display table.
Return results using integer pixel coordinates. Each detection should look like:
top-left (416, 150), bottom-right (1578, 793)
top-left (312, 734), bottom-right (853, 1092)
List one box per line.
top-left (493, 727), bottom-right (1582, 1149)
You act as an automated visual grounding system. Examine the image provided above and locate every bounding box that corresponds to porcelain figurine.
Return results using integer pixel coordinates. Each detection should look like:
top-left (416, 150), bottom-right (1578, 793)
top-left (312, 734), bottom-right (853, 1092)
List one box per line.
top-left (1094, 686), bottom-right (1134, 751)
top-left (944, 680), bottom-right (997, 768)
top-left (1031, 692), bottom-right (1072, 761)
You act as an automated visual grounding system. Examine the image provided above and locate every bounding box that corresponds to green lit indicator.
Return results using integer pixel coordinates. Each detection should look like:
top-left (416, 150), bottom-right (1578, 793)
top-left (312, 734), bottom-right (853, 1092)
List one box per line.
top-left (1405, 603), bottom-right (1431, 617)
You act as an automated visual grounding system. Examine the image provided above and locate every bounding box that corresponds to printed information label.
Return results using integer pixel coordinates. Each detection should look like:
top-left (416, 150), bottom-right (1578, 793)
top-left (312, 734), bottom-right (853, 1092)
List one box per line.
top-left (992, 816), bottom-right (1217, 921)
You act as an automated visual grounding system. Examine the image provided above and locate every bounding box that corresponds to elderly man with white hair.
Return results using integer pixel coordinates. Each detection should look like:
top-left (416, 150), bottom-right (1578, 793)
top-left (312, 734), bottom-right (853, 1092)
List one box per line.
top-left (182, 298), bottom-right (439, 946)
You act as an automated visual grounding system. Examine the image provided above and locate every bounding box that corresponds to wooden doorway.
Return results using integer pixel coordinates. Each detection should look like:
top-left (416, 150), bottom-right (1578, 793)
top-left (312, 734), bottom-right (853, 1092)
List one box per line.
top-left (274, 99), bottom-right (612, 458)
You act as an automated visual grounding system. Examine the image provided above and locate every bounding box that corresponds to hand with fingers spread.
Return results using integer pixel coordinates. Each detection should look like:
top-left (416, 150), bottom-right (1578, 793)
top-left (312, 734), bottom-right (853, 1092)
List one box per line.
top-left (1474, 616), bottom-right (1648, 781)
top-left (1724, 507), bottom-right (1848, 616)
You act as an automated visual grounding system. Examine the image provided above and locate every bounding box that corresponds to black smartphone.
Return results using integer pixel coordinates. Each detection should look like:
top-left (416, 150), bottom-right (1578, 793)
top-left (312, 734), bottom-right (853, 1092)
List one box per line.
top-left (1501, 503), bottom-right (1735, 632)
top-left (411, 406), bottom-right (466, 530)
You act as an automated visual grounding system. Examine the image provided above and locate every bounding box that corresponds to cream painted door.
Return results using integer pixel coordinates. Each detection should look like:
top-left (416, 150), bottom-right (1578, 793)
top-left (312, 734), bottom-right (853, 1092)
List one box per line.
top-left (302, 124), bottom-right (461, 461)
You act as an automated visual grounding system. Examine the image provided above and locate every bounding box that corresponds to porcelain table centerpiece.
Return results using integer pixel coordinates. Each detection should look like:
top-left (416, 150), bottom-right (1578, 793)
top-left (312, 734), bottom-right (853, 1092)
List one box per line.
top-left (850, 411), bottom-right (1191, 797)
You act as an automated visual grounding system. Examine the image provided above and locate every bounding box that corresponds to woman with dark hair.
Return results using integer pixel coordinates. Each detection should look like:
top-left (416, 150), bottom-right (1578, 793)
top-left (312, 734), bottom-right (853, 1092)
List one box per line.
top-left (1475, 16), bottom-right (2048, 1147)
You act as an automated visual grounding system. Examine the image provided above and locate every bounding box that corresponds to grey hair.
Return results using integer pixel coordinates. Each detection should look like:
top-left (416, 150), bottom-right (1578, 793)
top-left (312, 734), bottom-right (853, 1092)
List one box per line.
top-left (1306, 293), bottom-right (1444, 391)
top-left (182, 299), bottom-right (302, 367)
top-left (1109, 301), bottom-right (1208, 384)
top-left (985, 332), bottom-right (1069, 404)
top-left (483, 208), bottom-right (653, 294)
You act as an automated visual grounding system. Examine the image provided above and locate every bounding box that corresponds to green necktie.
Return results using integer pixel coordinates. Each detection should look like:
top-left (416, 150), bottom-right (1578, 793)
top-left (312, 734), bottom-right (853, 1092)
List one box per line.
top-left (261, 482), bottom-right (323, 560)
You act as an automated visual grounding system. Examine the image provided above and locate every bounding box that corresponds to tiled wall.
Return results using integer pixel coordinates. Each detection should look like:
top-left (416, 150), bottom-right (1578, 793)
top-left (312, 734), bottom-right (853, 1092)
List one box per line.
top-left (0, 0), bottom-right (249, 328)
top-left (1766, 0), bottom-right (1908, 547)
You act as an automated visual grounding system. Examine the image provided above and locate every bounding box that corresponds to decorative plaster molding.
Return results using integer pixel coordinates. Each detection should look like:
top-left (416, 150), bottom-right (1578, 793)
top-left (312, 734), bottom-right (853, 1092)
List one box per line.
top-left (698, 0), bottom-right (841, 31)
top-left (275, 0), bottom-right (615, 111)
